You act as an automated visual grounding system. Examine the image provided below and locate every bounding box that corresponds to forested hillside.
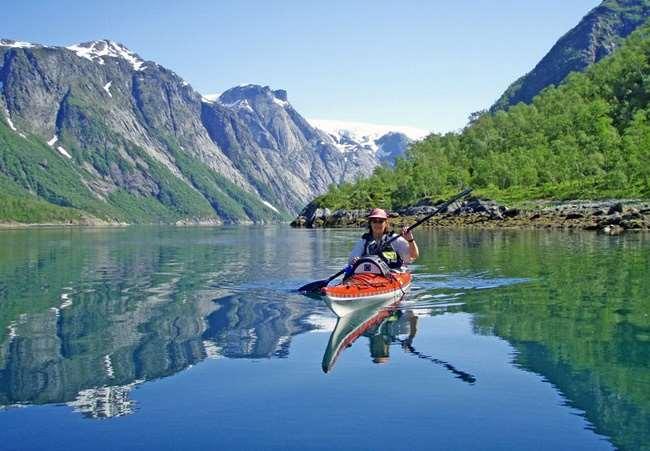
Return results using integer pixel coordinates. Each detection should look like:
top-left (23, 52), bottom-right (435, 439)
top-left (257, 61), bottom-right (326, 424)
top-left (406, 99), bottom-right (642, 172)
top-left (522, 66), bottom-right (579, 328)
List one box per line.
top-left (315, 21), bottom-right (650, 210)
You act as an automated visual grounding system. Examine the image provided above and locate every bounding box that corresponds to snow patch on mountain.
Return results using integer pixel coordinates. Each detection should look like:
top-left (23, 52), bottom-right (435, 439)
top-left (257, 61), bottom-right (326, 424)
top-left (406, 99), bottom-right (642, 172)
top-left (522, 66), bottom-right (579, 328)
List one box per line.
top-left (309, 118), bottom-right (429, 159)
top-left (0, 39), bottom-right (36, 49)
top-left (219, 98), bottom-right (254, 112)
top-left (4, 110), bottom-right (17, 131)
top-left (201, 93), bottom-right (220, 103)
top-left (272, 96), bottom-right (289, 108)
top-left (103, 81), bottom-right (113, 97)
top-left (67, 40), bottom-right (146, 71)
top-left (57, 146), bottom-right (72, 159)
top-left (309, 119), bottom-right (429, 142)
top-left (261, 200), bottom-right (280, 213)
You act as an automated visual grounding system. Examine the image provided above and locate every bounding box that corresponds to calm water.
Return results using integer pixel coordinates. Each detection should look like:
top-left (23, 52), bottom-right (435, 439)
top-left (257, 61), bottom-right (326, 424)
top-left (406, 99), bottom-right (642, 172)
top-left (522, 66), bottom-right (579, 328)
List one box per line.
top-left (0, 226), bottom-right (648, 451)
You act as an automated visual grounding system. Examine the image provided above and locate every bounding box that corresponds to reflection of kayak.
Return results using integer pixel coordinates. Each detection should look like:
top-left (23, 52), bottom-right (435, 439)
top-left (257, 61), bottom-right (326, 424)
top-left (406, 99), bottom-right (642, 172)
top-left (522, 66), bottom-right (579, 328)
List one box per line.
top-left (321, 272), bottom-right (411, 317)
top-left (322, 295), bottom-right (403, 373)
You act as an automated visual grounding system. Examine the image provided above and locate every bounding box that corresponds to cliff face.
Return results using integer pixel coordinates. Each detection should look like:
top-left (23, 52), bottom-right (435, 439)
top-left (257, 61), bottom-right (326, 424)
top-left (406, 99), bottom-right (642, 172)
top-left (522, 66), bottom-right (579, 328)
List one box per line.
top-left (202, 85), bottom-right (354, 213)
top-left (491, 0), bottom-right (650, 112)
top-left (0, 39), bottom-right (403, 223)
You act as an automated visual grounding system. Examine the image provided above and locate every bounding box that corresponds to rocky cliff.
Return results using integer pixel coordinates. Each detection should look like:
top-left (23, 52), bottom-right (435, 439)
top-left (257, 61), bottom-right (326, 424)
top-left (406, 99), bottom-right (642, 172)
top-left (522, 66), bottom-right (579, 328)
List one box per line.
top-left (0, 39), bottom-right (413, 223)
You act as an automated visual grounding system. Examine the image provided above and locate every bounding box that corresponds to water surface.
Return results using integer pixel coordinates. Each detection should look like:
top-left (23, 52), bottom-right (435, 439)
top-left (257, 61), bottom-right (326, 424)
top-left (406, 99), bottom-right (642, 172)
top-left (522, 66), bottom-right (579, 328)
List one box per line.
top-left (0, 226), bottom-right (648, 450)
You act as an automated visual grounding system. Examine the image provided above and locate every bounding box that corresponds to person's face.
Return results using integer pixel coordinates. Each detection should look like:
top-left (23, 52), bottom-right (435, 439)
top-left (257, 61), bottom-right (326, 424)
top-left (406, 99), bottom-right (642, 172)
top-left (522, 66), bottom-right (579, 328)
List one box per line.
top-left (370, 218), bottom-right (387, 233)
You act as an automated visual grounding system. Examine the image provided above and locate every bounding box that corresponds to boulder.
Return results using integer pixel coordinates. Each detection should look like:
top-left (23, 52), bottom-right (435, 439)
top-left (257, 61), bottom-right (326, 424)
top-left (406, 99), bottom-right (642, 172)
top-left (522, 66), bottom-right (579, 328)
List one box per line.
top-left (504, 208), bottom-right (520, 218)
top-left (290, 217), bottom-right (307, 227)
top-left (602, 224), bottom-right (625, 235)
top-left (597, 212), bottom-right (622, 227)
top-left (620, 219), bottom-right (644, 229)
top-left (452, 198), bottom-right (505, 220)
top-left (292, 201), bottom-right (334, 227)
top-left (310, 208), bottom-right (331, 223)
top-left (326, 209), bottom-right (368, 226)
top-left (622, 208), bottom-right (643, 220)
top-left (397, 205), bottom-right (439, 216)
top-left (564, 211), bottom-right (584, 220)
top-left (607, 202), bottom-right (624, 215)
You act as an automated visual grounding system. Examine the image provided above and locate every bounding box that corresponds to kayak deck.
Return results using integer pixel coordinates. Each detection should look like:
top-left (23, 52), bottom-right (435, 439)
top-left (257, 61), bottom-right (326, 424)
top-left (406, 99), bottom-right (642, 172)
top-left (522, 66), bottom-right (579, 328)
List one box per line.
top-left (322, 272), bottom-right (411, 316)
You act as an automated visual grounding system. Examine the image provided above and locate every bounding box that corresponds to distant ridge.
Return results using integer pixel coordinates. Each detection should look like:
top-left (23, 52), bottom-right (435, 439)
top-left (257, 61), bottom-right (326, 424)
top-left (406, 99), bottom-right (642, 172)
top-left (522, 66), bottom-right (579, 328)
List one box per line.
top-left (491, 0), bottom-right (650, 112)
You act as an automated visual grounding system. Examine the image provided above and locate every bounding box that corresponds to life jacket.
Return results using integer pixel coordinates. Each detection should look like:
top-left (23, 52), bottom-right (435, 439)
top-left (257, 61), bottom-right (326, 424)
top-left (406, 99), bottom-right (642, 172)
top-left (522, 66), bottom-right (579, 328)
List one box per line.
top-left (361, 232), bottom-right (404, 269)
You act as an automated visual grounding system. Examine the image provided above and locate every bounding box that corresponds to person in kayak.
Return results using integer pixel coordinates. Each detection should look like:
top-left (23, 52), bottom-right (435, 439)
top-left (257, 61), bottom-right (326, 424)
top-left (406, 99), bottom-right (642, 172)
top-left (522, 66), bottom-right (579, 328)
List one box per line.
top-left (348, 208), bottom-right (419, 270)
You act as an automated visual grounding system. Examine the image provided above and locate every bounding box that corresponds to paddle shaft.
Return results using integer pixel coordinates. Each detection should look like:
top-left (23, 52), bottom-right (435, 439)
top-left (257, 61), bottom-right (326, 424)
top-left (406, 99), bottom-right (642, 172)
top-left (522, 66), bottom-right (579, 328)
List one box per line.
top-left (325, 267), bottom-right (346, 283)
top-left (385, 187), bottom-right (473, 245)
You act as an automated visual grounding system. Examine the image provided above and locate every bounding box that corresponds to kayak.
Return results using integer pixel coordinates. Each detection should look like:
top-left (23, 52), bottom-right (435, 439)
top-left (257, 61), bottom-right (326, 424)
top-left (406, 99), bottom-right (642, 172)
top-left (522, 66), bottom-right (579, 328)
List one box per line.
top-left (321, 271), bottom-right (412, 317)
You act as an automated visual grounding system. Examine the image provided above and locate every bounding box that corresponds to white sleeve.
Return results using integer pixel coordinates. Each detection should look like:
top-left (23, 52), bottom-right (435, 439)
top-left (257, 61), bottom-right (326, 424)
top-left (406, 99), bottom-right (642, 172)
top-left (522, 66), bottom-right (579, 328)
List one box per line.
top-left (348, 239), bottom-right (365, 264)
top-left (391, 236), bottom-right (413, 264)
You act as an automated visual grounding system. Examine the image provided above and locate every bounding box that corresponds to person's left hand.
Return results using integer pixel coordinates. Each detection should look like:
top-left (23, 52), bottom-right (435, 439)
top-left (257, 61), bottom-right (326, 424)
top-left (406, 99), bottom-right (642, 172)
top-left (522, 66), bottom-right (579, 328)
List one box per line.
top-left (401, 226), bottom-right (414, 242)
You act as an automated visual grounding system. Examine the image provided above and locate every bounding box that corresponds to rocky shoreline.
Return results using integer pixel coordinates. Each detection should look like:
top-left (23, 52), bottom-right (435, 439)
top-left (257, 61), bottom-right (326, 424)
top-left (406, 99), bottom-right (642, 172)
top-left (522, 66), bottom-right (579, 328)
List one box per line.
top-left (290, 198), bottom-right (650, 235)
top-left (0, 217), bottom-right (227, 229)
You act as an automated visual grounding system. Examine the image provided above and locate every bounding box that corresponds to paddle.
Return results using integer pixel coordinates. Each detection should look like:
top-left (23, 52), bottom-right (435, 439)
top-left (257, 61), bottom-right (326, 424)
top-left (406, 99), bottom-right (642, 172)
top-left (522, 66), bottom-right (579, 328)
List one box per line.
top-left (297, 187), bottom-right (473, 294)
top-left (385, 187), bottom-right (473, 246)
top-left (298, 266), bottom-right (351, 294)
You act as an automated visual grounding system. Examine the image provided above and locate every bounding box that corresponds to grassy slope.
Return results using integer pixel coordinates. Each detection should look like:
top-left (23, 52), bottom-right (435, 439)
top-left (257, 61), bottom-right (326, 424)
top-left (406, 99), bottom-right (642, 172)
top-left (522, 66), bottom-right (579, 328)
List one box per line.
top-left (0, 112), bottom-right (285, 223)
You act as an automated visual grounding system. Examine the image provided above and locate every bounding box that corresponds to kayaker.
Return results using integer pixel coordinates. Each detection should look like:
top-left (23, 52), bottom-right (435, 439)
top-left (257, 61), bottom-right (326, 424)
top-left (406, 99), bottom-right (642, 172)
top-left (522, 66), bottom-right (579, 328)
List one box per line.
top-left (348, 208), bottom-right (419, 269)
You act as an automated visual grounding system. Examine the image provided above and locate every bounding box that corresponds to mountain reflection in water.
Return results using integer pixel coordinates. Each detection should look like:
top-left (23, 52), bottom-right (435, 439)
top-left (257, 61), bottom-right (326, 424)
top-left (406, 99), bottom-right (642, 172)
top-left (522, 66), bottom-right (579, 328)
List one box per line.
top-left (0, 227), bottom-right (331, 418)
top-left (0, 227), bottom-right (648, 451)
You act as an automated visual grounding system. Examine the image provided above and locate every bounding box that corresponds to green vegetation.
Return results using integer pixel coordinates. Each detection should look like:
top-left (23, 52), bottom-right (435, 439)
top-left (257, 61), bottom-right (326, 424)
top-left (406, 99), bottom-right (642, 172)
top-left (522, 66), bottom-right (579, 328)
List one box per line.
top-left (0, 174), bottom-right (85, 223)
top-left (316, 21), bottom-right (650, 210)
top-left (0, 120), bottom-right (121, 221)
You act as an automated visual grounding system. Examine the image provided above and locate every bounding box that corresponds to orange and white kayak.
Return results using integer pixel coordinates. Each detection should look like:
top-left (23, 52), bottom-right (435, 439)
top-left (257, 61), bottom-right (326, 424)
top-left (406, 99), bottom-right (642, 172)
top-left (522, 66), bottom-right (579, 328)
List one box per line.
top-left (321, 271), bottom-right (412, 317)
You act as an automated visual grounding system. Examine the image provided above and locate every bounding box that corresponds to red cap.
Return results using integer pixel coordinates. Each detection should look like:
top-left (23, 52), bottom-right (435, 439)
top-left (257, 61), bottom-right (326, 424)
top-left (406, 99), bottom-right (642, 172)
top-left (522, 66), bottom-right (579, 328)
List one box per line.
top-left (368, 208), bottom-right (388, 219)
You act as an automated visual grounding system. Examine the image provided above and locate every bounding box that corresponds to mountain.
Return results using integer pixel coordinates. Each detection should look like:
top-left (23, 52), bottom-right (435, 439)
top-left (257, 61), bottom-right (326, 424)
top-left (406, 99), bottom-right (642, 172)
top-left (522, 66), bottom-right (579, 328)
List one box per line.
top-left (201, 84), bottom-right (375, 213)
top-left (0, 39), bottom-right (399, 224)
top-left (308, 119), bottom-right (429, 167)
top-left (491, 0), bottom-right (650, 112)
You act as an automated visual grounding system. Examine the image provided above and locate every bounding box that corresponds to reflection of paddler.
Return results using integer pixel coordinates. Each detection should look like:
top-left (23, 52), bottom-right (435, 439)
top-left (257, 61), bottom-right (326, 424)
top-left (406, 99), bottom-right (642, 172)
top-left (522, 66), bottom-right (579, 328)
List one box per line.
top-left (366, 310), bottom-right (419, 364)
top-left (369, 334), bottom-right (390, 364)
top-left (367, 310), bottom-right (476, 384)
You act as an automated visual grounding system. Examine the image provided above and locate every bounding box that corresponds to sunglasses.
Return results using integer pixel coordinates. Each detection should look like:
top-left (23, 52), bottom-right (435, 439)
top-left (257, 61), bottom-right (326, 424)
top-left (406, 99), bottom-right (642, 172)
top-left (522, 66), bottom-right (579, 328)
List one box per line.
top-left (370, 218), bottom-right (387, 224)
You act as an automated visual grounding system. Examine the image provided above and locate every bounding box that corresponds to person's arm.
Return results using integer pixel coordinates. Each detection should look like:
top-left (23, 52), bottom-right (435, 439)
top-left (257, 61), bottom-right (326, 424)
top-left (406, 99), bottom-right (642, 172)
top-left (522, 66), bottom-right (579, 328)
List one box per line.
top-left (348, 239), bottom-right (365, 265)
top-left (401, 226), bottom-right (419, 260)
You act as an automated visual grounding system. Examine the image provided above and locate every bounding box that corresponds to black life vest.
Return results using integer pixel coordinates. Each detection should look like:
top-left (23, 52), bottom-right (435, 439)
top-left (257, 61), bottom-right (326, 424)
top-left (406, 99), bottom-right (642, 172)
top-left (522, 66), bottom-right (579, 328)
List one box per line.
top-left (362, 232), bottom-right (404, 269)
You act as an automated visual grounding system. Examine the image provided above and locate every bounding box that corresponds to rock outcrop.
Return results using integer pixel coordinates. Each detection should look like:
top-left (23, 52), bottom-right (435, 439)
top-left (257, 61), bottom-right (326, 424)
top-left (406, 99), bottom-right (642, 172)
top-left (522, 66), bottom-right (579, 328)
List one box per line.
top-left (291, 198), bottom-right (650, 233)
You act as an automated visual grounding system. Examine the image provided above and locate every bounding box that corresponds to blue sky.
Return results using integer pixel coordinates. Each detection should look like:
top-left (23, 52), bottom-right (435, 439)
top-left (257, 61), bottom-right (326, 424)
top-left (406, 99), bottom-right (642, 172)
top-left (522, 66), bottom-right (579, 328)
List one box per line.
top-left (5, 0), bottom-right (600, 132)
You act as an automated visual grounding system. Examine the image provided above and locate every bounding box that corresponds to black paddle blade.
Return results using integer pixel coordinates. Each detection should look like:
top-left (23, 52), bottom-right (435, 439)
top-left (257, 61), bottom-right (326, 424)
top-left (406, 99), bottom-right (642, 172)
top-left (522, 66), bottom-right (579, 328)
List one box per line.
top-left (298, 279), bottom-right (329, 294)
top-left (298, 268), bottom-right (347, 294)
